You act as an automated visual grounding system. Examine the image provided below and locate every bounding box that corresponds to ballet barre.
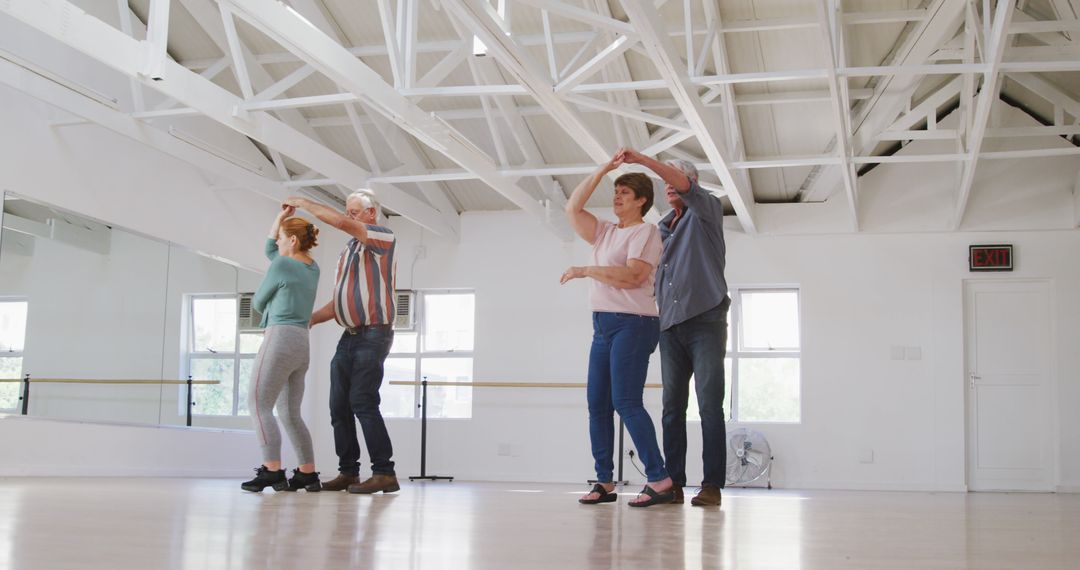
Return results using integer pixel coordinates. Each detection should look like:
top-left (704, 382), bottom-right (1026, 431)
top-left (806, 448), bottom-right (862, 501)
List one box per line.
top-left (389, 380), bottom-right (663, 485)
top-left (2, 374), bottom-right (220, 426)
top-left (389, 381), bottom-right (662, 388)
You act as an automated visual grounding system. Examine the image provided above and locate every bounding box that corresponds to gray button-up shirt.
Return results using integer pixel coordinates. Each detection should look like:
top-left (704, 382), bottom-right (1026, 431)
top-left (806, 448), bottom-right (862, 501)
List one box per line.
top-left (655, 181), bottom-right (729, 331)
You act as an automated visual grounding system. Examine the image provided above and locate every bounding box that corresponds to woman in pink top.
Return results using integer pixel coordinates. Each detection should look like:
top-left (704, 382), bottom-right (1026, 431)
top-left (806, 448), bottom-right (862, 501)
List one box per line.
top-left (560, 151), bottom-right (675, 508)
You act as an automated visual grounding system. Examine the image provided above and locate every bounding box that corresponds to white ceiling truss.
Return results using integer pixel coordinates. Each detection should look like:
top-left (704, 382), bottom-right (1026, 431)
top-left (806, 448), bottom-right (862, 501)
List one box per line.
top-left (1, 0), bottom-right (1079, 236)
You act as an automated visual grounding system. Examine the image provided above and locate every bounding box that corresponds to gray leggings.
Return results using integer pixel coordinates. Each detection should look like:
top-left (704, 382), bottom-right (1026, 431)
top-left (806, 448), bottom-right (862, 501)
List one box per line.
top-left (249, 325), bottom-right (314, 465)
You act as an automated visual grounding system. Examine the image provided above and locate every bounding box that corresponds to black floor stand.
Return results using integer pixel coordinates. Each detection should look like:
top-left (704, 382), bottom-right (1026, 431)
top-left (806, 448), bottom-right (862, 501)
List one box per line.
top-left (409, 379), bottom-right (454, 482)
top-left (588, 418), bottom-right (629, 486)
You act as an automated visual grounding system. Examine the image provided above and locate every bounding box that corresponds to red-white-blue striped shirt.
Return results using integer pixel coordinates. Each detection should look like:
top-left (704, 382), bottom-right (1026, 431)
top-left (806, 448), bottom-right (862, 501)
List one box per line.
top-left (333, 225), bottom-right (396, 327)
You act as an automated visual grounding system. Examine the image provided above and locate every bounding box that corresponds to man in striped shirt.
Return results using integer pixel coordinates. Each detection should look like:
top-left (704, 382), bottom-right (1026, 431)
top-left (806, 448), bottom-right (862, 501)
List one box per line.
top-left (284, 190), bottom-right (400, 495)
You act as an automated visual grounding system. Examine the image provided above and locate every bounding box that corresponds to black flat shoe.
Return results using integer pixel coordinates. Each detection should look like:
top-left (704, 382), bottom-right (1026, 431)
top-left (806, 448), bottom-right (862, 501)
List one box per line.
top-left (287, 469), bottom-right (322, 492)
top-left (241, 466), bottom-right (288, 492)
top-left (628, 485), bottom-right (675, 508)
top-left (579, 483), bottom-right (618, 505)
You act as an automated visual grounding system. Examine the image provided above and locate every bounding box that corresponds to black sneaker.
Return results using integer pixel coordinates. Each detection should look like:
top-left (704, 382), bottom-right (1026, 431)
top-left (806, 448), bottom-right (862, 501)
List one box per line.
top-left (287, 469), bottom-right (322, 492)
top-left (241, 466), bottom-right (288, 492)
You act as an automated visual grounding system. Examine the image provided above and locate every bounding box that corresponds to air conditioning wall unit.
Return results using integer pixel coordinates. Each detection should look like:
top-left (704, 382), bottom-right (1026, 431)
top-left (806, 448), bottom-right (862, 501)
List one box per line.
top-left (393, 290), bottom-right (416, 331)
top-left (237, 292), bottom-right (264, 332)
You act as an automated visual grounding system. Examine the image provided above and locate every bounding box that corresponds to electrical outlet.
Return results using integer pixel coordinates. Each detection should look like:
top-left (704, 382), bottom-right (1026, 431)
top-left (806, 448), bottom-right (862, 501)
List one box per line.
top-left (859, 448), bottom-right (875, 464)
top-left (890, 346), bottom-right (905, 360)
top-left (497, 443), bottom-right (512, 457)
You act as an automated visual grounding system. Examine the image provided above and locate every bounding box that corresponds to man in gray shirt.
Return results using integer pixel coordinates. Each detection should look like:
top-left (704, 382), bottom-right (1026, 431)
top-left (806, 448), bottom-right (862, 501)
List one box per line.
top-left (620, 148), bottom-right (730, 507)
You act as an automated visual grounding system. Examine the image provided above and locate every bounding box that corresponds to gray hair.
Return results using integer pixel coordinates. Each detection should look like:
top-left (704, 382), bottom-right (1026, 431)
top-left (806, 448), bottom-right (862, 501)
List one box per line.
top-left (346, 189), bottom-right (380, 220)
top-left (665, 159), bottom-right (699, 182)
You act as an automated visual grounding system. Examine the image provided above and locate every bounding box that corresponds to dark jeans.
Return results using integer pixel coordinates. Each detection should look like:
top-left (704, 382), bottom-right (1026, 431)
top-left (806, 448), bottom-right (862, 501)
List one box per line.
top-left (587, 312), bottom-right (667, 482)
top-left (330, 326), bottom-right (395, 476)
top-left (660, 299), bottom-right (729, 488)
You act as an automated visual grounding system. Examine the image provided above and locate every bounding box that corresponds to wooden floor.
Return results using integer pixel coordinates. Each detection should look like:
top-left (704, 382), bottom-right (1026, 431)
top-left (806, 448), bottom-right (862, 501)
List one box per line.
top-left (0, 478), bottom-right (1078, 569)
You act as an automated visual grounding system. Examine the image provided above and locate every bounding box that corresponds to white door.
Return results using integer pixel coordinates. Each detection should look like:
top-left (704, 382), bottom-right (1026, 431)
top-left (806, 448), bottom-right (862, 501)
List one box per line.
top-left (965, 280), bottom-right (1056, 491)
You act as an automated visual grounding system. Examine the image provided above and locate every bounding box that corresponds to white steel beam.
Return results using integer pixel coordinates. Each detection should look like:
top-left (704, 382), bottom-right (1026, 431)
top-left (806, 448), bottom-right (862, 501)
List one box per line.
top-left (467, 53), bottom-right (567, 210)
top-left (282, 0), bottom-right (462, 238)
top-left (541, 9), bottom-right (558, 82)
top-left (219, 6), bottom-right (255, 100)
top-left (175, 11), bottom-right (1041, 72)
top-left (250, 64), bottom-right (315, 102)
top-left (1049, 0), bottom-right (1078, 42)
top-left (1008, 72), bottom-right (1080, 119)
top-left (642, 131), bottom-right (696, 156)
top-left (565, 94), bottom-right (691, 131)
top-left (584, 0), bottom-right (651, 155)
top-left (304, 89), bottom-right (876, 128)
top-left (222, 0), bottom-right (563, 236)
top-left (818, 0), bottom-right (859, 229)
top-left (415, 41), bottom-right (470, 89)
top-left (801, 0), bottom-right (965, 203)
top-left (554, 35), bottom-right (635, 93)
top-left (403, 0), bottom-right (420, 88)
top-left (882, 126), bottom-right (1080, 140)
top-left (0, 53), bottom-right (289, 200)
top-left (701, 0), bottom-right (754, 213)
top-left (361, 146), bottom-right (1080, 183)
top-left (619, 0), bottom-right (756, 233)
top-left (177, 0), bottom-right (328, 158)
top-left (357, 102), bottom-right (465, 238)
top-left (376, 0), bottom-right (404, 88)
top-left (115, 0), bottom-right (145, 112)
top-left (442, 0), bottom-right (609, 163)
top-left (953, 0), bottom-right (1017, 230)
top-left (143, 0), bottom-right (170, 80)
top-left (0, 0), bottom-right (453, 234)
top-left (513, 0), bottom-right (636, 36)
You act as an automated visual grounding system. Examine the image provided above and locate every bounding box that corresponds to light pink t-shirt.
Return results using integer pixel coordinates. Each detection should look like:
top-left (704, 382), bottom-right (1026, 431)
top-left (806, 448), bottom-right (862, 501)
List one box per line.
top-left (589, 220), bottom-right (662, 316)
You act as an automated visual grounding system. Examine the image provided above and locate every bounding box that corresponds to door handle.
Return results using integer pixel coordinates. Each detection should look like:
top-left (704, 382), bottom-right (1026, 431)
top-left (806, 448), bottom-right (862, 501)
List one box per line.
top-left (970, 374), bottom-right (981, 388)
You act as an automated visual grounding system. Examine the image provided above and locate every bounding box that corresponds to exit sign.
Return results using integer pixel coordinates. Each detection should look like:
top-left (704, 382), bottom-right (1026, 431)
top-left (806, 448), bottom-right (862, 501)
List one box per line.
top-left (969, 245), bottom-right (1013, 271)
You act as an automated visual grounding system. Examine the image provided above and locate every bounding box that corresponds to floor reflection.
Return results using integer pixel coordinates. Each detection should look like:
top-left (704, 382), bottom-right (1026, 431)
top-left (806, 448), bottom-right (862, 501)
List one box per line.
top-left (1, 480), bottom-right (1079, 569)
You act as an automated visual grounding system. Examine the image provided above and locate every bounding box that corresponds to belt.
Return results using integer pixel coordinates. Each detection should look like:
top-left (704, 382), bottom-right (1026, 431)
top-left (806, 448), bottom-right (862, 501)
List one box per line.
top-left (345, 324), bottom-right (393, 335)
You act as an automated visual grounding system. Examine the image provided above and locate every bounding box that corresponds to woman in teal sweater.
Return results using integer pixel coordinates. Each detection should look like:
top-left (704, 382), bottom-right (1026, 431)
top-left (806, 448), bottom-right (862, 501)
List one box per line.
top-left (241, 206), bottom-right (323, 493)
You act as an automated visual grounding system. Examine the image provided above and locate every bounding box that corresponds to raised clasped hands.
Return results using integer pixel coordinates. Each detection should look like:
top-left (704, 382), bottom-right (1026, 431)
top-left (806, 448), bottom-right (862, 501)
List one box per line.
top-left (616, 147), bottom-right (645, 165)
top-left (282, 196), bottom-right (306, 209)
top-left (602, 151), bottom-right (625, 173)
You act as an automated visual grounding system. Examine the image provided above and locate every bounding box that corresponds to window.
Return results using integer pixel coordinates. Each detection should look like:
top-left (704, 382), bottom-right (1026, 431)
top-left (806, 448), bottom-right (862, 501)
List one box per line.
top-left (687, 288), bottom-right (801, 423)
top-left (385, 291), bottom-right (475, 419)
top-left (0, 299), bottom-right (28, 411)
top-left (183, 295), bottom-right (263, 417)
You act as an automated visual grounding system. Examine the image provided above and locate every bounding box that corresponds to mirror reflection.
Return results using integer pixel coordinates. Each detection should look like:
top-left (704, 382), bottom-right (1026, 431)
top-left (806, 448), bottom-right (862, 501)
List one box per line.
top-left (0, 192), bottom-right (262, 429)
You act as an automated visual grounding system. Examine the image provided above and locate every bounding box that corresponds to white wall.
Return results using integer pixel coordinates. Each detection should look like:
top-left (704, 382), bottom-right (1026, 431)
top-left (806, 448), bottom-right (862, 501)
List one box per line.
top-left (338, 211), bottom-right (1080, 492)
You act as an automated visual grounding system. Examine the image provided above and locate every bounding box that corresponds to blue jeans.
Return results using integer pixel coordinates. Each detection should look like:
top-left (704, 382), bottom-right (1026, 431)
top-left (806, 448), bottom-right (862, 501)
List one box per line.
top-left (659, 299), bottom-right (729, 488)
top-left (330, 326), bottom-right (395, 476)
top-left (587, 312), bottom-right (667, 483)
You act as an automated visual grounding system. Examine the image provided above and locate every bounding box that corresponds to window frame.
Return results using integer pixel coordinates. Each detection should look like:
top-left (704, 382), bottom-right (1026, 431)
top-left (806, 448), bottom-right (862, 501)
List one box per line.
top-left (387, 289), bottom-right (475, 420)
top-left (182, 293), bottom-right (260, 417)
top-left (726, 285), bottom-right (802, 425)
top-left (0, 297), bottom-right (29, 412)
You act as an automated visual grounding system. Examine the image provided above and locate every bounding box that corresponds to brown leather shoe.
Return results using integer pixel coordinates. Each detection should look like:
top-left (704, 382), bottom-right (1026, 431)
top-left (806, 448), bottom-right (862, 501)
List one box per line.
top-left (691, 484), bottom-right (722, 507)
top-left (347, 474), bottom-right (401, 494)
top-left (671, 486), bottom-right (684, 504)
top-left (321, 473), bottom-right (360, 492)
